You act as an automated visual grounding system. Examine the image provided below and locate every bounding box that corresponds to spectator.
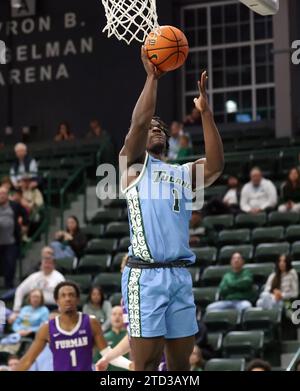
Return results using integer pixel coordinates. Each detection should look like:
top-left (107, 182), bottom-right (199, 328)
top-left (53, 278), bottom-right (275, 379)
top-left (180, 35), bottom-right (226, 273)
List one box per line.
top-left (177, 134), bottom-right (193, 159)
top-left (83, 286), bottom-right (112, 333)
top-left (0, 176), bottom-right (13, 193)
top-left (278, 168), bottom-right (300, 213)
top-left (0, 186), bottom-right (29, 288)
top-left (189, 345), bottom-right (204, 371)
top-left (167, 121), bottom-right (184, 160)
top-left (184, 107), bottom-right (202, 126)
top-left (93, 306), bottom-right (128, 371)
top-left (10, 143), bottom-right (38, 189)
top-left (246, 359), bottom-right (272, 371)
top-left (195, 320), bottom-right (214, 361)
top-left (240, 167), bottom-right (277, 214)
top-left (256, 254), bottom-right (298, 310)
top-left (206, 252), bottom-right (254, 312)
top-left (10, 247), bottom-right (65, 316)
top-left (0, 307), bottom-right (13, 335)
top-left (189, 211), bottom-right (215, 247)
top-left (7, 355), bottom-right (20, 371)
top-left (86, 119), bottom-right (103, 139)
top-left (19, 175), bottom-right (44, 219)
top-left (54, 122), bottom-right (75, 142)
top-left (50, 216), bottom-right (87, 260)
top-left (12, 289), bottom-right (49, 337)
top-left (222, 176), bottom-right (242, 215)
top-left (0, 366), bottom-right (10, 371)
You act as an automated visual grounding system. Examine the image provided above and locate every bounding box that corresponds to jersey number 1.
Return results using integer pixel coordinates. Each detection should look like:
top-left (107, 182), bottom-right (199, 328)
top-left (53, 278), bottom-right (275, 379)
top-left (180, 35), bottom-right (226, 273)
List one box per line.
top-left (70, 349), bottom-right (77, 367)
top-left (172, 189), bottom-right (180, 213)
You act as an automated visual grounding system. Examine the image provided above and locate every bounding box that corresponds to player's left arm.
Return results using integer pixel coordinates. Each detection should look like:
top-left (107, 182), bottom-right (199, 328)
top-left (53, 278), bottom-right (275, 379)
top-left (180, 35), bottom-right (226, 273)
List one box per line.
top-left (189, 71), bottom-right (224, 189)
top-left (90, 317), bottom-right (108, 351)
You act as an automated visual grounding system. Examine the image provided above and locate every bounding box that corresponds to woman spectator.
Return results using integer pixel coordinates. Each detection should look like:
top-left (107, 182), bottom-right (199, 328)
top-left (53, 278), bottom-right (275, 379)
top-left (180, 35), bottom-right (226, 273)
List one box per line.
top-left (189, 345), bottom-right (205, 371)
top-left (54, 122), bottom-right (75, 142)
top-left (50, 216), bottom-right (87, 260)
top-left (256, 254), bottom-right (299, 310)
top-left (83, 286), bottom-right (112, 333)
top-left (278, 168), bottom-right (300, 213)
top-left (12, 289), bottom-right (49, 337)
top-left (177, 134), bottom-right (193, 159)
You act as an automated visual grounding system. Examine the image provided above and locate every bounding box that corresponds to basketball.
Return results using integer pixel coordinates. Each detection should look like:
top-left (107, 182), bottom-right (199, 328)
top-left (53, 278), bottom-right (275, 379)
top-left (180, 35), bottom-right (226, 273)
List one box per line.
top-left (145, 25), bottom-right (189, 72)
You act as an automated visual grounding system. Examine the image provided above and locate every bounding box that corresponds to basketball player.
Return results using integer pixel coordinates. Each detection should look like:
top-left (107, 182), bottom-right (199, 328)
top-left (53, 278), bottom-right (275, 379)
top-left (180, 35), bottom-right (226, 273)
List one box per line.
top-left (119, 47), bottom-right (224, 371)
top-left (16, 281), bottom-right (131, 371)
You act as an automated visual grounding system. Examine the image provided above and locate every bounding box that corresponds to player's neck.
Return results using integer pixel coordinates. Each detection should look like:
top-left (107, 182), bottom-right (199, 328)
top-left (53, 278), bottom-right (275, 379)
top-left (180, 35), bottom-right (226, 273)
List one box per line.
top-left (60, 311), bottom-right (80, 327)
top-left (149, 151), bottom-right (164, 161)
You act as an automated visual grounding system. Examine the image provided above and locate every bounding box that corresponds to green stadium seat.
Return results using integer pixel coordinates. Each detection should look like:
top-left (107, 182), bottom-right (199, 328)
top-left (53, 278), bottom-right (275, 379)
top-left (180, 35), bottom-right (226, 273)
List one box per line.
top-left (77, 255), bottom-right (111, 274)
top-left (291, 241), bottom-right (300, 259)
top-left (85, 238), bottom-right (118, 255)
top-left (252, 226), bottom-right (285, 245)
top-left (192, 287), bottom-right (219, 308)
top-left (218, 229), bottom-right (251, 246)
top-left (192, 247), bottom-right (217, 266)
top-left (292, 261), bottom-right (300, 278)
top-left (201, 265), bottom-right (231, 286)
top-left (244, 263), bottom-right (274, 286)
top-left (55, 257), bottom-right (75, 274)
top-left (93, 273), bottom-right (122, 295)
top-left (118, 237), bottom-right (131, 252)
top-left (218, 245), bottom-right (253, 264)
top-left (64, 274), bottom-right (92, 293)
top-left (187, 267), bottom-right (201, 286)
top-left (254, 242), bottom-right (290, 262)
top-left (90, 209), bottom-right (123, 224)
top-left (203, 310), bottom-right (241, 334)
top-left (207, 333), bottom-right (223, 353)
top-left (111, 252), bottom-right (127, 272)
top-left (205, 358), bottom-right (245, 371)
top-left (81, 224), bottom-right (105, 239)
top-left (268, 212), bottom-right (299, 227)
top-left (203, 215), bottom-right (234, 231)
top-left (108, 198), bottom-right (127, 209)
top-left (242, 308), bottom-right (282, 344)
top-left (78, 293), bottom-right (89, 309)
top-left (204, 185), bottom-right (227, 201)
top-left (286, 225), bottom-right (300, 243)
top-left (104, 222), bottom-right (130, 238)
top-left (109, 292), bottom-right (123, 307)
top-left (222, 331), bottom-right (264, 360)
top-left (235, 213), bottom-right (267, 229)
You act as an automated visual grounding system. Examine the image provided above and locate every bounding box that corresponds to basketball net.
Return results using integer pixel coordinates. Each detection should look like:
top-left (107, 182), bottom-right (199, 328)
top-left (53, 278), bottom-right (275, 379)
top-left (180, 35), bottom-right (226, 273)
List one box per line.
top-left (101, 0), bottom-right (160, 45)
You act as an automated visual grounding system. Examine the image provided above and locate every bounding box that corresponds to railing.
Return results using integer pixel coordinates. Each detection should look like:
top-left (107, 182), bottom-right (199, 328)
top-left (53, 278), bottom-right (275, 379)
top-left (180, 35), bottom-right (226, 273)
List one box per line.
top-left (286, 346), bottom-right (300, 371)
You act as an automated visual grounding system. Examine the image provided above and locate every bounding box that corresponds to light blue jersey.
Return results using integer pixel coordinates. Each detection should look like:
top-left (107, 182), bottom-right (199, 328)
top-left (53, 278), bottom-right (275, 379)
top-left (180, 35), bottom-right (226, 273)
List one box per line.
top-left (123, 152), bottom-right (196, 264)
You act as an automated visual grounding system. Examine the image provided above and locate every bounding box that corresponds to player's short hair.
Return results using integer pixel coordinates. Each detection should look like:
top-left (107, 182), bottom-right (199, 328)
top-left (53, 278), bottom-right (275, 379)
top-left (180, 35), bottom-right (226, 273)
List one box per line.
top-left (54, 281), bottom-right (80, 300)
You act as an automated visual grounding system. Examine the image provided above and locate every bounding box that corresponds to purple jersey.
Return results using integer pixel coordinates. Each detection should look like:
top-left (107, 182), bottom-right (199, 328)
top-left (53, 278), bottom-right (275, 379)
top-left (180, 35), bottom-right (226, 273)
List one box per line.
top-left (49, 312), bottom-right (94, 371)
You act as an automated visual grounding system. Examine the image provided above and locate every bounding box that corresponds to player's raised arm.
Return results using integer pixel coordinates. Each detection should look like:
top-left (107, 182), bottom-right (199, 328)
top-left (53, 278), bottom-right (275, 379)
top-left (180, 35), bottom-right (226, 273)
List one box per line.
top-left (190, 71), bottom-right (224, 188)
top-left (119, 46), bottom-right (166, 168)
top-left (16, 323), bottom-right (49, 371)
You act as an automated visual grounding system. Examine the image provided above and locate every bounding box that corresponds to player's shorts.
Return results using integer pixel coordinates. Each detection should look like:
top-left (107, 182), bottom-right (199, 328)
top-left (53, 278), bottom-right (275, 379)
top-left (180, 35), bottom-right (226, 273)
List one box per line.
top-left (122, 264), bottom-right (198, 339)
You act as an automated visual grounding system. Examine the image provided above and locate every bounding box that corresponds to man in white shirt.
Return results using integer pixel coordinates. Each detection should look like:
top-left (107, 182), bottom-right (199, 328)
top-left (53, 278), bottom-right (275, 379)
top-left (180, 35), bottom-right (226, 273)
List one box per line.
top-left (240, 167), bottom-right (278, 213)
top-left (10, 247), bottom-right (65, 318)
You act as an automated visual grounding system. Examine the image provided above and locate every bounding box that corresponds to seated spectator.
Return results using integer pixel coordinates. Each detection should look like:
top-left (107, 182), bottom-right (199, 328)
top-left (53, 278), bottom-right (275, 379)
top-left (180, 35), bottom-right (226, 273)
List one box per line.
top-left (240, 167), bottom-right (277, 214)
top-left (0, 176), bottom-right (13, 193)
top-left (206, 252), bottom-right (254, 312)
top-left (10, 143), bottom-right (38, 189)
top-left (278, 168), bottom-right (300, 213)
top-left (184, 107), bottom-right (202, 126)
top-left (195, 320), bottom-right (214, 361)
top-left (168, 121), bottom-right (184, 160)
top-left (12, 289), bottom-right (49, 337)
top-left (177, 134), bottom-right (193, 159)
top-left (246, 359), bottom-right (272, 371)
top-left (7, 355), bottom-right (20, 371)
top-left (189, 345), bottom-right (204, 371)
top-left (50, 216), bottom-right (87, 260)
top-left (0, 307), bottom-right (13, 336)
top-left (54, 122), bottom-right (75, 142)
top-left (93, 306), bottom-right (128, 371)
top-left (0, 186), bottom-right (29, 288)
top-left (189, 211), bottom-right (215, 247)
top-left (19, 175), bottom-right (44, 221)
top-left (10, 247), bottom-right (65, 317)
top-left (83, 286), bottom-right (112, 333)
top-left (256, 254), bottom-right (298, 311)
top-left (86, 119), bottom-right (103, 139)
top-left (222, 176), bottom-right (242, 215)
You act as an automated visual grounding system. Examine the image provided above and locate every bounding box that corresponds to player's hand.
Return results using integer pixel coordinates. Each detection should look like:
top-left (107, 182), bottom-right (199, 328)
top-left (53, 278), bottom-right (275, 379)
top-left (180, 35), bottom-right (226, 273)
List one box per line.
top-left (194, 70), bottom-right (210, 114)
top-left (95, 357), bottom-right (109, 371)
top-left (141, 46), bottom-right (165, 79)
